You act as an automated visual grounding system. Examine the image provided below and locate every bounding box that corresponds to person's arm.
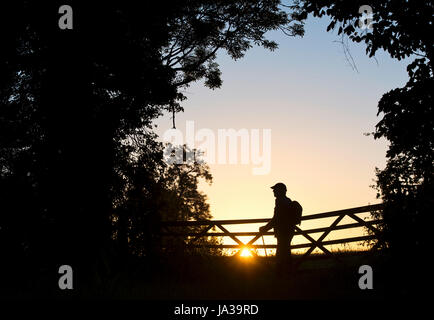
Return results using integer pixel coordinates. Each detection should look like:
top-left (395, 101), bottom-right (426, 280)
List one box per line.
top-left (259, 220), bottom-right (274, 233)
top-left (259, 210), bottom-right (276, 233)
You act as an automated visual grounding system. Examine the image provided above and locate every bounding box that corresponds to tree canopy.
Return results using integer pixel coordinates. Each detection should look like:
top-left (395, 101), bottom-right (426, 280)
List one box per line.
top-left (0, 1), bottom-right (304, 292)
top-left (297, 1), bottom-right (433, 283)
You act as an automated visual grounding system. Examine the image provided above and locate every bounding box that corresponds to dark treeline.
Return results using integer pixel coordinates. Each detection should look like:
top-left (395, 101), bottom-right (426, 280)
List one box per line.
top-left (0, 1), bottom-right (304, 295)
top-left (1, 0), bottom-right (432, 299)
top-left (298, 0), bottom-right (433, 296)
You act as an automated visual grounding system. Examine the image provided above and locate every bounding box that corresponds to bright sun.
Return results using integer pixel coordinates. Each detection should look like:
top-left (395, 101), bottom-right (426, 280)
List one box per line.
top-left (240, 248), bottom-right (253, 258)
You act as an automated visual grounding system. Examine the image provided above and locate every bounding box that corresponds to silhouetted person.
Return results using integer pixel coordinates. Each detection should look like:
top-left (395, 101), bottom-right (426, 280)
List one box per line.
top-left (259, 183), bottom-right (302, 274)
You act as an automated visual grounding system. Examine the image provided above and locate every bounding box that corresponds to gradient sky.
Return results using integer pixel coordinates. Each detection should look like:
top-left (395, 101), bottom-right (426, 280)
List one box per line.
top-left (154, 15), bottom-right (411, 252)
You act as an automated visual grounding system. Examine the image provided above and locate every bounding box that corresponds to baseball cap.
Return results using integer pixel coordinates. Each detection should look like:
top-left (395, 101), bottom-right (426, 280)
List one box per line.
top-left (271, 182), bottom-right (287, 192)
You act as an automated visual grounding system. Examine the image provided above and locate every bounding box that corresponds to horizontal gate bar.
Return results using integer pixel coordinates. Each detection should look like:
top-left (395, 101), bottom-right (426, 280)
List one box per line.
top-left (161, 220), bottom-right (381, 237)
top-left (184, 235), bottom-right (376, 249)
top-left (162, 203), bottom-right (383, 227)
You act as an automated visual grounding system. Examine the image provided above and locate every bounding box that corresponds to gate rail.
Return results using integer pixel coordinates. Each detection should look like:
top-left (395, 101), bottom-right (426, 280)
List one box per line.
top-left (161, 203), bottom-right (383, 258)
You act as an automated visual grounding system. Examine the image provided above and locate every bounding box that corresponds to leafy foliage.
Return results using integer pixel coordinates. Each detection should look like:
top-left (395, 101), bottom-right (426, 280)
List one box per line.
top-left (297, 0), bottom-right (433, 255)
top-left (0, 1), bottom-right (302, 289)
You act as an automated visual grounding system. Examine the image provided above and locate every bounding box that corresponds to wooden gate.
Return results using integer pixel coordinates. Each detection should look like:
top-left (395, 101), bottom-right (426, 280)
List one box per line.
top-left (161, 203), bottom-right (383, 259)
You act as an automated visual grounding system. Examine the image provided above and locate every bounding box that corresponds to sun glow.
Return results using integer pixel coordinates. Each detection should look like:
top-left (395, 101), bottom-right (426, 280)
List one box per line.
top-left (239, 248), bottom-right (253, 258)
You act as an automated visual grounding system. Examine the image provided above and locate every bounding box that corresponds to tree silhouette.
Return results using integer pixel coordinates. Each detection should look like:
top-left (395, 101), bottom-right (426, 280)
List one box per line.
top-left (0, 1), bottom-right (303, 292)
top-left (112, 137), bottom-right (218, 257)
top-left (297, 0), bottom-right (433, 296)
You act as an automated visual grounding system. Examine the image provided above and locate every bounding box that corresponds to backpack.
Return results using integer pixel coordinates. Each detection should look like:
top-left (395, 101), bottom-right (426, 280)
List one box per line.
top-left (289, 200), bottom-right (303, 225)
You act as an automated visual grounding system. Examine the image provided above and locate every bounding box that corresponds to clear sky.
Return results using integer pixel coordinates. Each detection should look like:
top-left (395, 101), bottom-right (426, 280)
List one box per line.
top-left (154, 15), bottom-right (411, 252)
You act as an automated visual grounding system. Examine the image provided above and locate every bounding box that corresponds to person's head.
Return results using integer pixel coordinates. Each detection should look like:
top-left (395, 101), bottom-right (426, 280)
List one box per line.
top-left (271, 182), bottom-right (287, 198)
